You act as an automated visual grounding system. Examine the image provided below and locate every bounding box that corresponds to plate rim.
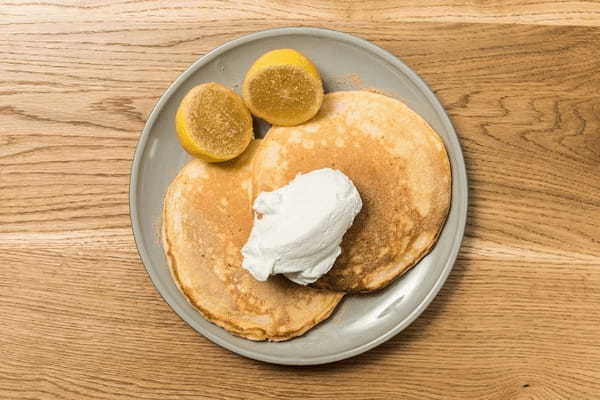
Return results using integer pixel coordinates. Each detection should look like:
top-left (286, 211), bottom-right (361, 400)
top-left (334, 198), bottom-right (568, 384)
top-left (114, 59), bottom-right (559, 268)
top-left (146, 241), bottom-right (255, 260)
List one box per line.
top-left (129, 26), bottom-right (468, 365)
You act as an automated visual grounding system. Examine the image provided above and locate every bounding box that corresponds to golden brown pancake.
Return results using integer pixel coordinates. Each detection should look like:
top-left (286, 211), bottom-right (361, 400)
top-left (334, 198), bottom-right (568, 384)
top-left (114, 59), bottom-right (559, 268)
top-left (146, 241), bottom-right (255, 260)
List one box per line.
top-left (252, 91), bottom-right (451, 292)
top-left (162, 141), bottom-right (343, 341)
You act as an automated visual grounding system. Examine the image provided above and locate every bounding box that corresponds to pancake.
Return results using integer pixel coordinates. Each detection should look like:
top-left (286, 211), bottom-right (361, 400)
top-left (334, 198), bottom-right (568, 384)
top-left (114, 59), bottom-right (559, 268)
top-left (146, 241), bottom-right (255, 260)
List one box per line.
top-left (162, 141), bottom-right (343, 341)
top-left (252, 91), bottom-right (451, 292)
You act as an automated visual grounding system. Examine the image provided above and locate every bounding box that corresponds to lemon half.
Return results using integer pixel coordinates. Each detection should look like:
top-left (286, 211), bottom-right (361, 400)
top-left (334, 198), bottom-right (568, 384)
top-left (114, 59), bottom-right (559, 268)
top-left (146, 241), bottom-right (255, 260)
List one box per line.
top-left (175, 83), bottom-right (253, 162)
top-left (242, 49), bottom-right (324, 126)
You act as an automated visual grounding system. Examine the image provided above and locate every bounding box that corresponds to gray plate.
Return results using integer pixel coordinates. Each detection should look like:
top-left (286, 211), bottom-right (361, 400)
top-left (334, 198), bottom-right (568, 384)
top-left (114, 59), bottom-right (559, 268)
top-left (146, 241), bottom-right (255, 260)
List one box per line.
top-left (130, 27), bottom-right (468, 365)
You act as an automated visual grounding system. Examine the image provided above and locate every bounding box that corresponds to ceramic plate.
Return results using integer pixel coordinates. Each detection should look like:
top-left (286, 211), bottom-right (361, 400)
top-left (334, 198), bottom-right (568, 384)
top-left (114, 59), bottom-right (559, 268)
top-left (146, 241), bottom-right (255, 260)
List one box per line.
top-left (130, 27), bottom-right (468, 365)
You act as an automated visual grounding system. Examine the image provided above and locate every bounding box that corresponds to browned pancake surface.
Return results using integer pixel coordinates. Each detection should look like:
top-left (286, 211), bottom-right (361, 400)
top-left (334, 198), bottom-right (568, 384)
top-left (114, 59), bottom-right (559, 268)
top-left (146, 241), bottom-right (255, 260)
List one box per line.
top-left (162, 141), bottom-right (343, 340)
top-left (252, 91), bottom-right (451, 292)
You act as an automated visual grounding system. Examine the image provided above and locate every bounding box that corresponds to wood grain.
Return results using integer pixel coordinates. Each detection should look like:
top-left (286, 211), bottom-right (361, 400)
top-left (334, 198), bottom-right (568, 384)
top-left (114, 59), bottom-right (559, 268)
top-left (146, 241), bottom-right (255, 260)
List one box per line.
top-left (2, 1), bottom-right (600, 399)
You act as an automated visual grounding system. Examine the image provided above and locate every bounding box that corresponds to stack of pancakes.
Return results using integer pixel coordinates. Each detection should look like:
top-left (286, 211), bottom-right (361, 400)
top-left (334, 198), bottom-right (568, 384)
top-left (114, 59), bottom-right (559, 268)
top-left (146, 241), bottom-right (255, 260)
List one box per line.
top-left (162, 91), bottom-right (451, 341)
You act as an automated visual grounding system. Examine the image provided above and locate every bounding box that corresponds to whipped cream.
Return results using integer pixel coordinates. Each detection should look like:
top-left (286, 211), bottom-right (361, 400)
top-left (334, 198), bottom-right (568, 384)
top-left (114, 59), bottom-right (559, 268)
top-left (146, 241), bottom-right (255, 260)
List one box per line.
top-left (241, 168), bottom-right (362, 285)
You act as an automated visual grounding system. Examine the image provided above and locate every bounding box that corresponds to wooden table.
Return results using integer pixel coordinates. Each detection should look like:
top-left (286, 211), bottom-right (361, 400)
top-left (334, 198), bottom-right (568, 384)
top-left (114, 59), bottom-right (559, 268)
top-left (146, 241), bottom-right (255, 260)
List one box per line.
top-left (2, 1), bottom-right (600, 399)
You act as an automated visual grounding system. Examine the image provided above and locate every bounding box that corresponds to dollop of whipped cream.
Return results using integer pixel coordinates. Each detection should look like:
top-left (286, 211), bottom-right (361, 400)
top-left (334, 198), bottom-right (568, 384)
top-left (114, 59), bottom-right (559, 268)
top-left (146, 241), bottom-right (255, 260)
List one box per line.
top-left (241, 168), bottom-right (362, 285)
